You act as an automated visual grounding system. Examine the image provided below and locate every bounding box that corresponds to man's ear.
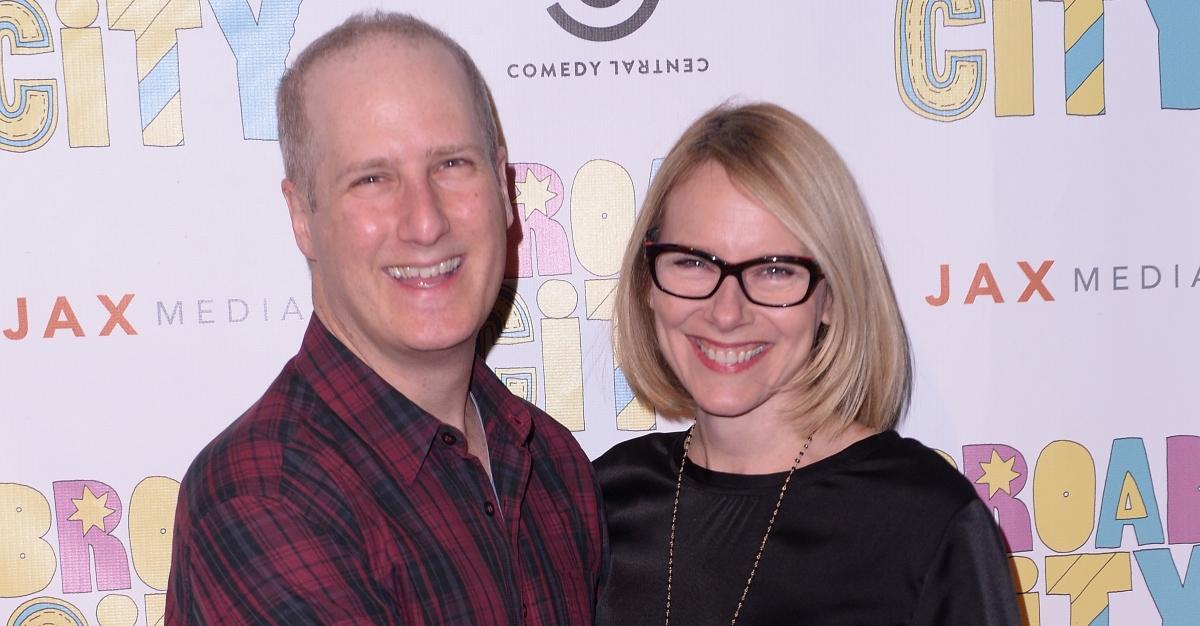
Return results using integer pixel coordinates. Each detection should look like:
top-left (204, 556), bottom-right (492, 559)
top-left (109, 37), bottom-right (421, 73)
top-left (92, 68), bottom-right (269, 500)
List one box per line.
top-left (282, 179), bottom-right (316, 260)
top-left (494, 146), bottom-right (513, 228)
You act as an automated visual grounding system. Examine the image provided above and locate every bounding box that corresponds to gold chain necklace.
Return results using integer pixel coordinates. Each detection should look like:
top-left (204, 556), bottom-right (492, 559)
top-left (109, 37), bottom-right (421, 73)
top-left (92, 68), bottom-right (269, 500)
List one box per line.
top-left (665, 426), bottom-right (812, 626)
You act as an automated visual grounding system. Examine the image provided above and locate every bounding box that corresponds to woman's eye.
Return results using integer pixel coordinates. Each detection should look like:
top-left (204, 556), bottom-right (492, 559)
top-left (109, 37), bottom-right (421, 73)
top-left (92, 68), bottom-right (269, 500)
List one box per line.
top-left (758, 264), bottom-right (798, 279)
top-left (673, 258), bottom-right (708, 270)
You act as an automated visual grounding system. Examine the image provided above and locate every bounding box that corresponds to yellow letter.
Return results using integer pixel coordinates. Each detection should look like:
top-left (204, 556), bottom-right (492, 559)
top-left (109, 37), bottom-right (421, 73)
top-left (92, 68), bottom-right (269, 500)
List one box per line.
top-left (1045, 552), bottom-right (1132, 626)
top-left (96, 593), bottom-right (138, 626)
top-left (0, 483), bottom-right (56, 596)
top-left (128, 476), bottom-right (179, 591)
top-left (993, 0), bottom-right (1034, 116)
top-left (107, 0), bottom-right (201, 146)
top-left (1010, 556), bottom-right (1040, 626)
top-left (570, 159), bottom-right (636, 278)
top-left (1061, 0), bottom-right (1106, 116)
top-left (1033, 440), bottom-right (1096, 553)
top-left (539, 280), bottom-right (584, 431)
top-left (57, 0), bottom-right (109, 146)
top-left (0, 0), bottom-right (58, 152)
top-left (895, 0), bottom-right (987, 121)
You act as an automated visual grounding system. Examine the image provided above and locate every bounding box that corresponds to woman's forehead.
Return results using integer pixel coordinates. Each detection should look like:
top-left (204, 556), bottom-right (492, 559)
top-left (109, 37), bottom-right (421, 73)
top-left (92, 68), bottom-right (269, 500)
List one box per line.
top-left (658, 166), bottom-right (811, 257)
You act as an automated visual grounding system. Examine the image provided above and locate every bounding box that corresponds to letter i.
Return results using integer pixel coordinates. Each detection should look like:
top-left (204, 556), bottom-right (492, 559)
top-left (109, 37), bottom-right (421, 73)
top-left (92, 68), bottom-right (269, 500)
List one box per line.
top-left (538, 280), bottom-right (585, 431)
top-left (993, 0), bottom-right (1034, 116)
top-left (1009, 556), bottom-right (1041, 626)
top-left (58, 0), bottom-right (110, 147)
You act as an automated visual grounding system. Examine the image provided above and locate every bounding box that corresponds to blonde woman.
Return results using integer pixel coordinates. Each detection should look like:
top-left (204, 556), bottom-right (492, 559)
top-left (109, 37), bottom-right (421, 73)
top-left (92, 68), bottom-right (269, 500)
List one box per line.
top-left (596, 103), bottom-right (1019, 625)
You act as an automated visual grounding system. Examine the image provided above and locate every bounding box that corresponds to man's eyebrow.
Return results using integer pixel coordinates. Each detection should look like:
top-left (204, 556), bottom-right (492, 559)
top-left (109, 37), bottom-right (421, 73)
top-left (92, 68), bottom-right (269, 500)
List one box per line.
top-left (335, 145), bottom-right (486, 179)
top-left (427, 144), bottom-right (483, 159)
top-left (336, 157), bottom-right (392, 179)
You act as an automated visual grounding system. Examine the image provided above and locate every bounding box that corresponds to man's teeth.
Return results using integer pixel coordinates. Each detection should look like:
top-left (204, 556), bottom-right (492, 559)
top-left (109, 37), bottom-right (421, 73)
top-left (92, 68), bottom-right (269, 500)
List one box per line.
top-left (699, 341), bottom-right (765, 365)
top-left (387, 257), bottom-right (462, 280)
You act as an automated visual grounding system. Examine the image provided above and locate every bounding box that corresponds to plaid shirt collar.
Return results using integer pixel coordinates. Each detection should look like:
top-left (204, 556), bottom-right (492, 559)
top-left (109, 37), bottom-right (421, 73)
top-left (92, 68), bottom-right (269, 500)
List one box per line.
top-left (294, 315), bottom-right (533, 484)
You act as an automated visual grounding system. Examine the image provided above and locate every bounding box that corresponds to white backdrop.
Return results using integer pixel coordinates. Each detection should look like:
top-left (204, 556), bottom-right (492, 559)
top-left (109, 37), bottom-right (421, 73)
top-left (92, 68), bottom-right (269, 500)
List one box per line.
top-left (2, 1), bottom-right (1198, 624)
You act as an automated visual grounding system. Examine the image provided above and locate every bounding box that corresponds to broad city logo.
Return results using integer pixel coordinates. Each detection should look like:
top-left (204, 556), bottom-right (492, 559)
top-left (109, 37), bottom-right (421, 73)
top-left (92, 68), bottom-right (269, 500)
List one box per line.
top-left (547, 0), bottom-right (659, 41)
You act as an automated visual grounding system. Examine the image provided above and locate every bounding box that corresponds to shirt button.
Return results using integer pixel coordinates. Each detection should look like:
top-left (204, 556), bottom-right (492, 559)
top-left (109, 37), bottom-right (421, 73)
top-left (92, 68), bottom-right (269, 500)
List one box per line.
top-left (441, 432), bottom-right (457, 445)
top-left (484, 501), bottom-right (495, 516)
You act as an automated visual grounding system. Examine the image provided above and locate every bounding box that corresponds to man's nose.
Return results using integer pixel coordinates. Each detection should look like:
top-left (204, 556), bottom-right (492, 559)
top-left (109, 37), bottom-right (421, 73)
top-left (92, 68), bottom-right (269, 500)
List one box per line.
top-left (399, 177), bottom-right (450, 245)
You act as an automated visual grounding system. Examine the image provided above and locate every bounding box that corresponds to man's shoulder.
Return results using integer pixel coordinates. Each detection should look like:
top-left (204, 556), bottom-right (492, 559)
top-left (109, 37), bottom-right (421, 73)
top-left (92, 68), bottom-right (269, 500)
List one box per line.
top-left (178, 360), bottom-right (329, 512)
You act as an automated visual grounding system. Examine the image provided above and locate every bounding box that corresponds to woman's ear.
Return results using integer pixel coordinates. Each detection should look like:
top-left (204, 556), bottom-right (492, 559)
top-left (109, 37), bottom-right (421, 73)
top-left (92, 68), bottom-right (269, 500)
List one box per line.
top-left (820, 284), bottom-right (833, 326)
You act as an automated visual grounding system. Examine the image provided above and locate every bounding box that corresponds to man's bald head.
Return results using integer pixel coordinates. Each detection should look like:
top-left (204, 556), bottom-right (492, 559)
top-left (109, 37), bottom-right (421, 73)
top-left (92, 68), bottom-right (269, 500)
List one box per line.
top-left (276, 11), bottom-right (500, 205)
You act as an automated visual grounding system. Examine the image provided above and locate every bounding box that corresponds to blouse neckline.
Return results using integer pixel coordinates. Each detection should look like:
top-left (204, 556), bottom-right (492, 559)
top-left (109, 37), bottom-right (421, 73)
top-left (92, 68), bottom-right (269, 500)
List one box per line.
top-left (676, 429), bottom-right (899, 493)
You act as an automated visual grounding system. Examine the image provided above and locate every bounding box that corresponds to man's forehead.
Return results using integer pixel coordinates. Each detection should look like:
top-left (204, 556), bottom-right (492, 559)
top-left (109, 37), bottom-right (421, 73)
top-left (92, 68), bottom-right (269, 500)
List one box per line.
top-left (304, 40), bottom-right (474, 135)
top-left (301, 37), bottom-right (473, 126)
top-left (296, 34), bottom-right (489, 172)
top-left (307, 35), bottom-right (458, 86)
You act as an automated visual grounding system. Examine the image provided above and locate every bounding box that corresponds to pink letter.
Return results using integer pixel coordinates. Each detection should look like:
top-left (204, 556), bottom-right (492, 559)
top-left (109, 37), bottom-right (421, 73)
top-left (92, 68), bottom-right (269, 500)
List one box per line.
top-left (963, 443), bottom-right (1034, 551)
top-left (53, 480), bottom-right (131, 592)
top-left (1168, 435), bottom-right (1200, 544)
top-left (508, 163), bottom-right (571, 277)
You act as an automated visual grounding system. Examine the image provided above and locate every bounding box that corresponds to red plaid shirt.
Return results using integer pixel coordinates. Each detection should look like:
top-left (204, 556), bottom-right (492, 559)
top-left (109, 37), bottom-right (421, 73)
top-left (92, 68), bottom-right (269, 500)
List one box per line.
top-left (166, 317), bottom-right (607, 625)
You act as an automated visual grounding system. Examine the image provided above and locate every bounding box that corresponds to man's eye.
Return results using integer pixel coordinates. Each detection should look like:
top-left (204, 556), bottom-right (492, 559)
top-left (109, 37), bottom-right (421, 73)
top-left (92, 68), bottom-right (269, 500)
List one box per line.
top-left (439, 156), bottom-right (481, 173)
top-left (354, 175), bottom-right (382, 186)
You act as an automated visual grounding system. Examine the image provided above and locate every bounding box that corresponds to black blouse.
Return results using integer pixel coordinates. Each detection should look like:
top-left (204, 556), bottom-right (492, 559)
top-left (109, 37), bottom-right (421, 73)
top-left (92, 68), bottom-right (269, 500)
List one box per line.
top-left (594, 430), bottom-right (1021, 625)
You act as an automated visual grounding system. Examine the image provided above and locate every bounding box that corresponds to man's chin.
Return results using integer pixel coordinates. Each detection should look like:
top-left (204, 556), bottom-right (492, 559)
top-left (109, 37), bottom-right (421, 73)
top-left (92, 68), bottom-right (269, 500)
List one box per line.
top-left (391, 326), bottom-right (481, 356)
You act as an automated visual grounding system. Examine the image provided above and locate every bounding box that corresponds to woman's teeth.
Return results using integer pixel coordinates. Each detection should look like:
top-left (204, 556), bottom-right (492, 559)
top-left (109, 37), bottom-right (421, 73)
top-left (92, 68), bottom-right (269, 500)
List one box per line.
top-left (698, 341), bottom-right (765, 365)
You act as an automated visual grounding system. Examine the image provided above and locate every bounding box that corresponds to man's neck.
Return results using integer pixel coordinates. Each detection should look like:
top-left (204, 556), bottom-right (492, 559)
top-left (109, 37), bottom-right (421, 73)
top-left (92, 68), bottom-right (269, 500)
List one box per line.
top-left (374, 348), bottom-right (476, 431)
top-left (318, 315), bottom-right (478, 431)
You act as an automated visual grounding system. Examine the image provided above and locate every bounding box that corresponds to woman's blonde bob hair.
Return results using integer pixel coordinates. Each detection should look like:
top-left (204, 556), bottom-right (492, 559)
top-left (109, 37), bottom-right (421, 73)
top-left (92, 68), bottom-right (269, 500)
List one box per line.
top-left (613, 102), bottom-right (912, 432)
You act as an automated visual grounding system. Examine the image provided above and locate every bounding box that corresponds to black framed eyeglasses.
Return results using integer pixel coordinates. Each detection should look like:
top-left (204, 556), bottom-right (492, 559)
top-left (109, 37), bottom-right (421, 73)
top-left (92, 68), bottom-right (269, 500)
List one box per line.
top-left (644, 242), bottom-right (824, 307)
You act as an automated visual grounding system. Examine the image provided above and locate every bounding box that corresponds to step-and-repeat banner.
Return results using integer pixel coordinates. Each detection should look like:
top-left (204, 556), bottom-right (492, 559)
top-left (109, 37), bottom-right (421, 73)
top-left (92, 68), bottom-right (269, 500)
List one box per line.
top-left (2, 1), bottom-right (1197, 624)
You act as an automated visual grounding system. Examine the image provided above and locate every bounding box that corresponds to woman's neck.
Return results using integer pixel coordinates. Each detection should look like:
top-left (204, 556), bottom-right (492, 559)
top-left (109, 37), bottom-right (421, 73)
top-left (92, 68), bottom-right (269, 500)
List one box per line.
top-left (689, 412), bottom-right (880, 474)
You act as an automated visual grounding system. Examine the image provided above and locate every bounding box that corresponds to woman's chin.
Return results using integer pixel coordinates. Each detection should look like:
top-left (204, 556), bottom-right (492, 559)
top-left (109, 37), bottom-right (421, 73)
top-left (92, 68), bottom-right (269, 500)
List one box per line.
top-left (692, 396), bottom-right (765, 420)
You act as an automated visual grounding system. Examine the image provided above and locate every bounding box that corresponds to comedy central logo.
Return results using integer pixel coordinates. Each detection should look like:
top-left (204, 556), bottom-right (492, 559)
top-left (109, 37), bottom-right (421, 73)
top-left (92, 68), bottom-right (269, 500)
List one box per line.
top-left (547, 0), bottom-right (659, 41)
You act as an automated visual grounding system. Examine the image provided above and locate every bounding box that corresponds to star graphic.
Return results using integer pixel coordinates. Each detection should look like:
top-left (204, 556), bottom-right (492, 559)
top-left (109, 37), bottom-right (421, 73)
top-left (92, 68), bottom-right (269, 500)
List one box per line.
top-left (514, 169), bottom-right (557, 219)
top-left (975, 450), bottom-right (1021, 497)
top-left (69, 485), bottom-right (115, 536)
